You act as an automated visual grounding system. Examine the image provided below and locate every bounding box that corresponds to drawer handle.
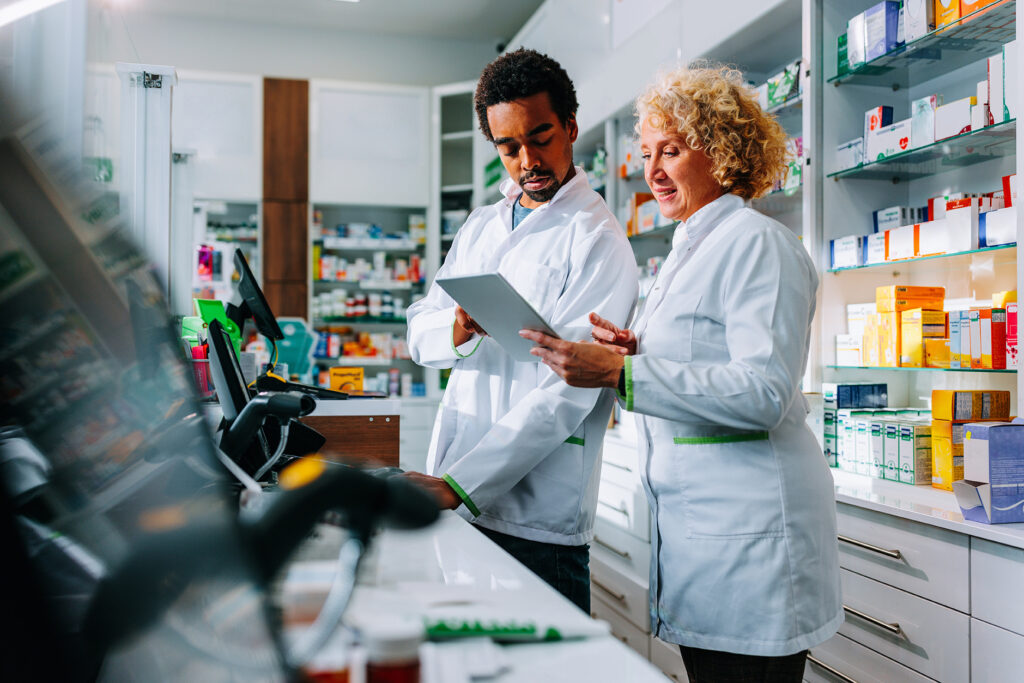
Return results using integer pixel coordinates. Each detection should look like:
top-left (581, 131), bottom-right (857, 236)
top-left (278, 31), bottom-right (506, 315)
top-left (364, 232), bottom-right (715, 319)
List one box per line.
top-left (604, 460), bottom-right (633, 473)
top-left (843, 604), bottom-right (902, 636)
top-left (599, 500), bottom-right (630, 517)
top-left (594, 536), bottom-right (631, 559)
top-left (807, 652), bottom-right (859, 683)
top-left (837, 535), bottom-right (902, 560)
top-left (592, 577), bottom-right (627, 603)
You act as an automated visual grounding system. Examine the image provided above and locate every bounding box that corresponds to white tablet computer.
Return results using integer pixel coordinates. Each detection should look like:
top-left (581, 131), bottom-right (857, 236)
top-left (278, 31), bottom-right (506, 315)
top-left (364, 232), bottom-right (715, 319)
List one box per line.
top-left (436, 272), bottom-right (560, 362)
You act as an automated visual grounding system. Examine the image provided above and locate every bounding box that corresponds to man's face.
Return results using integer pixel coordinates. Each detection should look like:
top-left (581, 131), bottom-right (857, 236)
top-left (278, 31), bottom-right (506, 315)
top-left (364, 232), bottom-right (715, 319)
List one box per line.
top-left (486, 92), bottom-right (578, 209)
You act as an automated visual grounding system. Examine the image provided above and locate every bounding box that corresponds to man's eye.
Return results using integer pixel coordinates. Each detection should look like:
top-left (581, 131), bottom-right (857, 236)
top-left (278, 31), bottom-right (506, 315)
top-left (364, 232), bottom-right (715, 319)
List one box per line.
top-left (499, 146), bottom-right (518, 158)
top-left (532, 137), bottom-right (552, 147)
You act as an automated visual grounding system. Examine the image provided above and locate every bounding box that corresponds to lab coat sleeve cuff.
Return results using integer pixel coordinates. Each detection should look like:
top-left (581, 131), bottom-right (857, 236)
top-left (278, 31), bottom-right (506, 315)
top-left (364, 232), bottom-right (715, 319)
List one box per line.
top-left (451, 321), bottom-right (483, 359)
top-left (623, 355), bottom-right (635, 412)
top-left (441, 473), bottom-right (481, 517)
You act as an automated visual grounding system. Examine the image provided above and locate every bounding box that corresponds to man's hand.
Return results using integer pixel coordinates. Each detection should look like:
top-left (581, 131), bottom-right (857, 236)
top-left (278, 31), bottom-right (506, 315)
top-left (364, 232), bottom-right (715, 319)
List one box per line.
top-left (400, 471), bottom-right (461, 510)
top-left (520, 329), bottom-right (625, 388)
top-left (588, 313), bottom-right (637, 356)
top-left (453, 306), bottom-right (487, 348)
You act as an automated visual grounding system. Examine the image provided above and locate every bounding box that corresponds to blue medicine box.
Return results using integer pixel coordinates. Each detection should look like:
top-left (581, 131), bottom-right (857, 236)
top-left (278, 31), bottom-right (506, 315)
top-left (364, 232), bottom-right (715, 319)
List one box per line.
top-left (864, 2), bottom-right (901, 62)
top-left (823, 382), bottom-right (888, 409)
top-left (954, 421), bottom-right (1024, 524)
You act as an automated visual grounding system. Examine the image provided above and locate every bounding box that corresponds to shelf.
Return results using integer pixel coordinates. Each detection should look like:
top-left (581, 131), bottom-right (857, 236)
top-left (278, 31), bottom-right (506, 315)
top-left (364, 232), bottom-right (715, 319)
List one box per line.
top-left (313, 280), bottom-right (416, 291)
top-left (766, 94), bottom-right (803, 116)
top-left (441, 130), bottom-right (474, 142)
top-left (828, 244), bottom-right (1015, 273)
top-left (441, 184), bottom-right (473, 193)
top-left (827, 0), bottom-right (1017, 88)
top-left (205, 233), bottom-right (258, 243)
top-left (315, 356), bottom-right (401, 367)
top-left (751, 185), bottom-right (803, 214)
top-left (317, 236), bottom-right (421, 251)
top-left (828, 365), bottom-right (1016, 373)
top-left (827, 119), bottom-right (1016, 182)
top-left (315, 316), bottom-right (408, 325)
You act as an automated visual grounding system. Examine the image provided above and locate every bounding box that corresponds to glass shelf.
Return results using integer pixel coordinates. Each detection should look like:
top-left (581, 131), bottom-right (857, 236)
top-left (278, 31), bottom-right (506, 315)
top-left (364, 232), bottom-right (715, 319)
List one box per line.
top-left (828, 244), bottom-right (1016, 273)
top-left (766, 94), bottom-right (803, 116)
top-left (827, 119), bottom-right (1016, 182)
top-left (827, 0), bottom-right (1017, 88)
top-left (751, 185), bottom-right (803, 215)
top-left (314, 316), bottom-right (408, 325)
top-left (628, 223), bottom-right (676, 242)
top-left (828, 365), bottom-right (1016, 374)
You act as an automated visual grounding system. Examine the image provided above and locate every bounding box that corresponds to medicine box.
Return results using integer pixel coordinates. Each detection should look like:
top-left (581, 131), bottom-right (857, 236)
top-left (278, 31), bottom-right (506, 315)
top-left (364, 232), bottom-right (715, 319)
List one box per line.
top-left (877, 311), bottom-right (901, 367)
top-left (931, 389), bottom-right (1011, 422)
top-left (864, 106), bottom-right (894, 144)
top-left (981, 308), bottom-right (1007, 369)
top-left (836, 334), bottom-right (862, 366)
top-left (855, 415), bottom-right (873, 475)
top-left (865, 232), bottom-right (887, 264)
top-left (864, 2), bottom-right (901, 61)
top-left (866, 119), bottom-right (911, 162)
top-left (823, 382), bottom-right (888, 409)
top-left (904, 0), bottom-right (934, 42)
top-left (979, 206), bottom-right (1017, 247)
top-left (935, 0), bottom-right (960, 28)
top-left (877, 285), bottom-right (945, 312)
top-left (837, 32), bottom-right (849, 76)
top-left (935, 96), bottom-right (975, 140)
top-left (899, 422), bottom-right (932, 485)
top-left (824, 409), bottom-right (838, 467)
top-left (955, 422), bottom-right (1024, 523)
top-left (847, 12), bottom-right (868, 68)
top-left (931, 419), bottom-right (965, 490)
top-left (925, 337), bottom-right (950, 368)
top-left (944, 197), bottom-right (981, 252)
top-left (873, 206), bottom-right (917, 233)
top-left (835, 137), bottom-right (863, 171)
top-left (1007, 301), bottom-right (1018, 369)
top-left (830, 235), bottom-right (865, 268)
top-left (949, 310), bottom-right (964, 368)
top-left (969, 309), bottom-right (983, 368)
top-left (911, 95), bottom-right (938, 147)
top-left (917, 218), bottom-right (950, 257)
top-left (1003, 173), bottom-right (1018, 208)
top-left (960, 311), bottom-right (973, 368)
top-left (884, 223), bottom-right (918, 260)
top-left (900, 308), bottom-right (946, 366)
top-left (989, 50), bottom-right (1004, 125)
top-left (847, 302), bottom-right (877, 338)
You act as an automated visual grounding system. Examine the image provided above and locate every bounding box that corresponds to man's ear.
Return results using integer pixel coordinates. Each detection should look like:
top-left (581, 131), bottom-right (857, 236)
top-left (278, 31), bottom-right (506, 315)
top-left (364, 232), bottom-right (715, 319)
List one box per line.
top-left (566, 115), bottom-right (579, 144)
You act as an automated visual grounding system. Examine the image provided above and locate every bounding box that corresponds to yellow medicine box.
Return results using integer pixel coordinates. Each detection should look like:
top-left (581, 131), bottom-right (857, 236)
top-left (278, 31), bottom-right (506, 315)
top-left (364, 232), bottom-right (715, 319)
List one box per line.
top-left (924, 338), bottom-right (951, 368)
top-left (900, 308), bottom-right (947, 367)
top-left (931, 389), bottom-right (1011, 422)
top-left (877, 312), bottom-right (901, 367)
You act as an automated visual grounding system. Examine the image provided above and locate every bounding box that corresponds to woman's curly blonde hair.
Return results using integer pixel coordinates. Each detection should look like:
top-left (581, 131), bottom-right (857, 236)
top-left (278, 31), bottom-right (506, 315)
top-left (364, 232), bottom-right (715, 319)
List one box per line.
top-left (635, 62), bottom-right (790, 199)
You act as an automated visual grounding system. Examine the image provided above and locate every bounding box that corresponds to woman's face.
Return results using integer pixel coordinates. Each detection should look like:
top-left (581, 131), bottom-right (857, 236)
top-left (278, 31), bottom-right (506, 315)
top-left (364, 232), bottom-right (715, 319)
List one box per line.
top-left (640, 120), bottom-right (723, 222)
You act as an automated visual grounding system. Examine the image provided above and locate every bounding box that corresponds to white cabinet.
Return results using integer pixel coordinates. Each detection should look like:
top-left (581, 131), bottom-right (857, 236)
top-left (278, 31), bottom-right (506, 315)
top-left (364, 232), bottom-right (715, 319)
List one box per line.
top-left (591, 592), bottom-right (650, 660)
top-left (806, 633), bottom-right (934, 683)
top-left (970, 538), bottom-right (1024, 637)
top-left (309, 80), bottom-right (430, 207)
top-left (172, 71), bottom-right (262, 201)
top-left (971, 618), bottom-right (1024, 682)
top-left (398, 397), bottom-right (438, 473)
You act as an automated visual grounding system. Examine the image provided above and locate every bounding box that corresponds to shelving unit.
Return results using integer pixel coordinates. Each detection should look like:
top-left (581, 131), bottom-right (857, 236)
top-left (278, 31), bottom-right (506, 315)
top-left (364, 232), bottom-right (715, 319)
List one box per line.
top-left (191, 200), bottom-right (261, 304)
top-left (815, 0), bottom-right (1021, 411)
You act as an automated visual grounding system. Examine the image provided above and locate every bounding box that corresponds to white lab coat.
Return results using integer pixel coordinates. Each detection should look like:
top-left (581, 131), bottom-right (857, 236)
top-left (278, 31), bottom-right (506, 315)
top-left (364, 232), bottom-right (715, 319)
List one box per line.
top-left (407, 168), bottom-right (638, 545)
top-left (621, 193), bottom-right (843, 656)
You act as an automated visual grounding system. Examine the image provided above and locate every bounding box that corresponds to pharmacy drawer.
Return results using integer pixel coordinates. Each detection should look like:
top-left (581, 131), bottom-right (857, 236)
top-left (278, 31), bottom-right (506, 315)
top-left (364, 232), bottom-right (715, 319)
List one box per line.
top-left (649, 636), bottom-right (686, 683)
top-left (591, 593), bottom-right (650, 660)
top-left (805, 633), bottom-right (933, 683)
top-left (590, 551), bottom-right (650, 633)
top-left (971, 618), bottom-right (1024, 681)
top-left (593, 516), bottom-right (651, 577)
top-left (836, 503), bottom-right (969, 612)
top-left (838, 568), bottom-right (969, 682)
top-left (602, 435), bottom-right (640, 474)
top-left (597, 478), bottom-right (650, 541)
top-left (600, 454), bottom-right (644, 491)
top-left (971, 538), bottom-right (1024, 636)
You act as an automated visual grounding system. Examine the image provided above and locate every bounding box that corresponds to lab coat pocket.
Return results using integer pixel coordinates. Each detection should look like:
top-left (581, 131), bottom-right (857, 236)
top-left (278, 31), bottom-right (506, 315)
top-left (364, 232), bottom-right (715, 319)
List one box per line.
top-left (504, 263), bottom-right (563, 322)
top-left (641, 293), bottom-right (700, 362)
top-left (675, 437), bottom-right (785, 539)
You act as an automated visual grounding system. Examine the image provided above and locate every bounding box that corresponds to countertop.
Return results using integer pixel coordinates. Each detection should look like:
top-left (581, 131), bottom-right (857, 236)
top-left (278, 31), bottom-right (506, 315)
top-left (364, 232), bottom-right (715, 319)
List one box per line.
top-left (832, 469), bottom-right (1024, 550)
top-left (284, 511), bottom-right (666, 683)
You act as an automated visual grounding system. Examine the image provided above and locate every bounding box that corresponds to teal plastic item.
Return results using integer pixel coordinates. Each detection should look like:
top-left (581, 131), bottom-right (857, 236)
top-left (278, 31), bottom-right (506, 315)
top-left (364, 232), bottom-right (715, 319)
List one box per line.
top-left (274, 317), bottom-right (317, 380)
top-left (193, 298), bottom-right (241, 356)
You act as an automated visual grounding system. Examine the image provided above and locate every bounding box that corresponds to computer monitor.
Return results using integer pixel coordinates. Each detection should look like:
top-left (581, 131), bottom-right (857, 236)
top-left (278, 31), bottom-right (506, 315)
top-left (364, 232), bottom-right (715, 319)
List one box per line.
top-left (0, 133), bottom-right (284, 678)
top-left (234, 248), bottom-right (283, 341)
top-left (207, 318), bottom-right (274, 477)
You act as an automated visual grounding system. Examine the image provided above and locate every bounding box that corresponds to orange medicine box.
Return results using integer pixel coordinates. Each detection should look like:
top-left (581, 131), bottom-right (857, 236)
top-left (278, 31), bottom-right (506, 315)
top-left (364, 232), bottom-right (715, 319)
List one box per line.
top-left (924, 338), bottom-right (951, 368)
top-left (900, 308), bottom-right (946, 366)
top-left (876, 285), bottom-right (945, 312)
top-left (935, 0), bottom-right (960, 27)
top-left (931, 419), bottom-right (965, 490)
top-left (931, 389), bottom-right (1011, 422)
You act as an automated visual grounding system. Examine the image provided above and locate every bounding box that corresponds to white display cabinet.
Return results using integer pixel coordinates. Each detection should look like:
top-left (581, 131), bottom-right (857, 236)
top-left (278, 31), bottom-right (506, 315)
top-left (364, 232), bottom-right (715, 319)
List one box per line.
top-left (309, 80), bottom-right (430, 207)
top-left (172, 71), bottom-right (262, 202)
top-left (191, 199), bottom-right (261, 306)
top-left (811, 0), bottom-right (1021, 410)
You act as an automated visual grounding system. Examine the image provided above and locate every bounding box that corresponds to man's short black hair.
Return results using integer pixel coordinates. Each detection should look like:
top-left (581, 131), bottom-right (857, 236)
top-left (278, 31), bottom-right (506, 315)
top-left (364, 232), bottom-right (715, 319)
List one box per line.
top-left (474, 48), bottom-right (579, 142)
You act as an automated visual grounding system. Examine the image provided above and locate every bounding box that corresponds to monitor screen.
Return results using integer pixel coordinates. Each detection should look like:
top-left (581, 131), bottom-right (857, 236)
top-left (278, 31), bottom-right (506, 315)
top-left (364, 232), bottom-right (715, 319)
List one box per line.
top-left (0, 131), bottom-right (284, 678)
top-left (234, 248), bottom-right (284, 341)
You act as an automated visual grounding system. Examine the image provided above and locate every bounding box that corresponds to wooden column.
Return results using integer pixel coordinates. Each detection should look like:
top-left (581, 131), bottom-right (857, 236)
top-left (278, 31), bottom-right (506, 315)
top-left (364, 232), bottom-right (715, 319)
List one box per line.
top-left (262, 78), bottom-right (309, 318)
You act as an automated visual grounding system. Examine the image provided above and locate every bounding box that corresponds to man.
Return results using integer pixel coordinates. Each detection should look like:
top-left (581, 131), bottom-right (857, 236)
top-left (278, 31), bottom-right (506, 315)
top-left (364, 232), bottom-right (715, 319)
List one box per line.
top-left (403, 48), bottom-right (637, 612)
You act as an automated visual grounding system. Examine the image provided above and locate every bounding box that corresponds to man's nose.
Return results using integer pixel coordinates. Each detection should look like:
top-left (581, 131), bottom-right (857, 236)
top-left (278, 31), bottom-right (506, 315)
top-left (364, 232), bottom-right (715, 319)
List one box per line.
top-left (520, 145), bottom-right (541, 169)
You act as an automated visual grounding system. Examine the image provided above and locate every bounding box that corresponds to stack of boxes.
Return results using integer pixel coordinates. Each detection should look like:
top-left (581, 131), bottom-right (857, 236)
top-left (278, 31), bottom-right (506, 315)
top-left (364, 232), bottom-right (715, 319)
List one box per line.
top-left (931, 389), bottom-right (1011, 490)
top-left (823, 382), bottom-right (887, 469)
top-left (836, 287), bottom-right (1018, 371)
top-left (954, 419), bottom-right (1024, 524)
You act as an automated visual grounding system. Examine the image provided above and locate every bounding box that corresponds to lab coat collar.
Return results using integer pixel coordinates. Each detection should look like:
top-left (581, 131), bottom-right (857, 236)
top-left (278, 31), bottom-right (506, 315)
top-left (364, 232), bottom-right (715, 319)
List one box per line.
top-left (674, 192), bottom-right (744, 247)
top-left (499, 165), bottom-right (590, 209)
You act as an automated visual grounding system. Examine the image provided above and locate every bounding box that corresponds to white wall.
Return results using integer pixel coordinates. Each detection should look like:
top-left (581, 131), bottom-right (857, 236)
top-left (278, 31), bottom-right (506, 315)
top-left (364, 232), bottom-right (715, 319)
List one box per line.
top-left (87, 7), bottom-right (499, 87)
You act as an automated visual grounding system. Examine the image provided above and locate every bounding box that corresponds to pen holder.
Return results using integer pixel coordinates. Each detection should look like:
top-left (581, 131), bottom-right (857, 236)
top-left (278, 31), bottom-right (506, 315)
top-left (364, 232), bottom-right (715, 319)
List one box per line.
top-left (190, 358), bottom-right (215, 400)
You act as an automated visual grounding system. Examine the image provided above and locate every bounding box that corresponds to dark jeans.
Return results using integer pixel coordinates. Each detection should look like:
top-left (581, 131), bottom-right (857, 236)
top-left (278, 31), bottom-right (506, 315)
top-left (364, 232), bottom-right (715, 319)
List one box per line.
top-left (475, 525), bottom-right (590, 613)
top-left (678, 645), bottom-right (808, 683)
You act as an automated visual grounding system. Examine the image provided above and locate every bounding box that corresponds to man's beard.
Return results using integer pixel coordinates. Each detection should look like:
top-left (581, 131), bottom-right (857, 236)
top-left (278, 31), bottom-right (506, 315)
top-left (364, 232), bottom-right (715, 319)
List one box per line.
top-left (519, 170), bottom-right (561, 203)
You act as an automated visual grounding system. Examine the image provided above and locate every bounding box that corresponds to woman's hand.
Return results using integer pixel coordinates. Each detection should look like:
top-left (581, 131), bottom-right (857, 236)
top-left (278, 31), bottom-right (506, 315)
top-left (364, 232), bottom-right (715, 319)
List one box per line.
top-left (519, 329), bottom-right (625, 388)
top-left (588, 313), bottom-right (637, 356)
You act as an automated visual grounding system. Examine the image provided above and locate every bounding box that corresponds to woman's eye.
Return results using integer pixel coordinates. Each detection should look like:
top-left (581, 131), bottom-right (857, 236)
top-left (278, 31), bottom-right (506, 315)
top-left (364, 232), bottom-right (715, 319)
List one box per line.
top-left (641, 153), bottom-right (651, 161)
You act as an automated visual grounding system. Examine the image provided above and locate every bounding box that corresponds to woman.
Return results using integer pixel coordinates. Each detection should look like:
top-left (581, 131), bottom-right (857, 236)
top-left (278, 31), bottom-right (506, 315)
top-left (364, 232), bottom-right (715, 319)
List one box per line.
top-left (521, 64), bottom-right (842, 682)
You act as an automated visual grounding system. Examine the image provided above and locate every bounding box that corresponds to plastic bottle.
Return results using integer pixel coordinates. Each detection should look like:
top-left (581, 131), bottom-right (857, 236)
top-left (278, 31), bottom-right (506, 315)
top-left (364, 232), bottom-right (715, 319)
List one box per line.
top-left (362, 616), bottom-right (422, 683)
